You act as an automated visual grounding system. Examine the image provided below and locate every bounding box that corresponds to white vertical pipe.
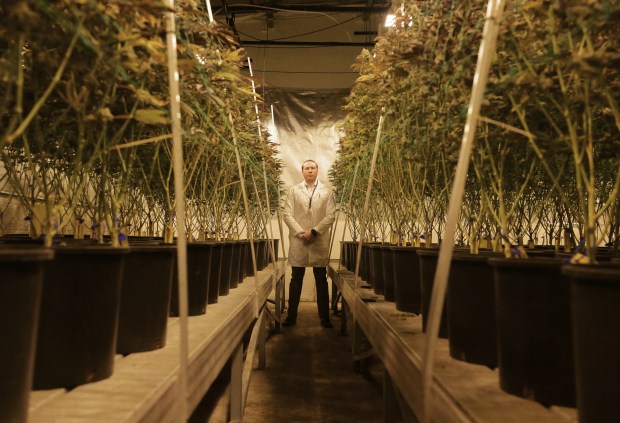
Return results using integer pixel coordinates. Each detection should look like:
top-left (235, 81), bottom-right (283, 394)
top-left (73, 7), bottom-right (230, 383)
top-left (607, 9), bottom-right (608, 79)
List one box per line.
top-left (164, 1), bottom-right (189, 419)
top-left (421, 1), bottom-right (507, 422)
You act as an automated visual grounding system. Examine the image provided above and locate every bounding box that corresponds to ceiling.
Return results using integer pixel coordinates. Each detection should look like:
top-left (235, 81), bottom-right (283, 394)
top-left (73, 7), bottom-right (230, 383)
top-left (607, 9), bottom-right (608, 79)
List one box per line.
top-left (209, 1), bottom-right (392, 90)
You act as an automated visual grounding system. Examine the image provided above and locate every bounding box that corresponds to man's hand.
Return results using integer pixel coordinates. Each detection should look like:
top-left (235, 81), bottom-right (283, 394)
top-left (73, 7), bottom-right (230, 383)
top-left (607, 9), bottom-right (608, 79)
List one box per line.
top-left (299, 230), bottom-right (315, 245)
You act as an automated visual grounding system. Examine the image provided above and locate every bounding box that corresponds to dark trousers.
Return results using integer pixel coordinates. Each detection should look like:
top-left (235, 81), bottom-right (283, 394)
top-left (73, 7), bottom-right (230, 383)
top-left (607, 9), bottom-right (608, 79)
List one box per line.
top-left (287, 266), bottom-right (330, 322)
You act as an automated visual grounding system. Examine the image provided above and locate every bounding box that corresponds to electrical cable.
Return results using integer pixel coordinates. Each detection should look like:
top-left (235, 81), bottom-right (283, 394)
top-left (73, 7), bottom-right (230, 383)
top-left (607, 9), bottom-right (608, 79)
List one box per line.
top-left (267, 13), bottom-right (363, 41)
top-left (252, 69), bottom-right (358, 74)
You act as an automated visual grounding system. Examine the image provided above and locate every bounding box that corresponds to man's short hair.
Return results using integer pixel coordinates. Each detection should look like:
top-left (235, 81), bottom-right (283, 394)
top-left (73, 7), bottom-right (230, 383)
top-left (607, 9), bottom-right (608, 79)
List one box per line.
top-left (301, 159), bottom-right (318, 170)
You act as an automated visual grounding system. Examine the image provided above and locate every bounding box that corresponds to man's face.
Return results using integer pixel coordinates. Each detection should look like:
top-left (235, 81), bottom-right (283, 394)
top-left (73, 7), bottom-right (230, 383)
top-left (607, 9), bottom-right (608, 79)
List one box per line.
top-left (302, 161), bottom-right (318, 184)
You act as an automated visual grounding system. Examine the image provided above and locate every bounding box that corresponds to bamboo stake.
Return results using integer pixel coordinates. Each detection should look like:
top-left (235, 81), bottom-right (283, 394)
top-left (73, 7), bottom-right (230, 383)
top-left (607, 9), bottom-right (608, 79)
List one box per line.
top-left (205, 0), bottom-right (214, 23)
top-left (334, 160), bottom-right (360, 272)
top-left (164, 2), bottom-right (189, 419)
top-left (354, 116), bottom-right (384, 293)
top-left (327, 159), bottom-right (357, 263)
top-left (272, 104), bottom-right (288, 261)
top-left (421, 1), bottom-right (507, 422)
top-left (248, 58), bottom-right (278, 284)
top-left (229, 112), bottom-right (261, 316)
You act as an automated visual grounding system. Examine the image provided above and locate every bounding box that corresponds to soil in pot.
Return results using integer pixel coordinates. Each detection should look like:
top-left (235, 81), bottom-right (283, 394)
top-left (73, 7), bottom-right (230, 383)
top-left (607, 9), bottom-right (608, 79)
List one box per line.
top-left (0, 247), bottom-right (53, 423)
top-left (490, 257), bottom-right (575, 407)
top-left (33, 246), bottom-right (127, 389)
top-left (117, 245), bottom-right (175, 354)
top-left (563, 263), bottom-right (620, 423)
top-left (391, 246), bottom-right (421, 314)
top-left (448, 253), bottom-right (499, 368)
top-left (417, 248), bottom-right (448, 338)
top-left (170, 242), bottom-right (212, 316)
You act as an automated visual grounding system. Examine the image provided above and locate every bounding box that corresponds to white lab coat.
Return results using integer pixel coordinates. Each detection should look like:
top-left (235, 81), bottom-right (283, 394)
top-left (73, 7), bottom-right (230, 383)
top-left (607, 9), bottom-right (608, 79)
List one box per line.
top-left (283, 179), bottom-right (336, 267)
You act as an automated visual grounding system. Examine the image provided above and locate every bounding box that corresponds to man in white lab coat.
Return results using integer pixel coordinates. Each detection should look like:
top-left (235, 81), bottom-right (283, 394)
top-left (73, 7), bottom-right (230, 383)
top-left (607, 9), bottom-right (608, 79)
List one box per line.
top-left (282, 159), bottom-right (336, 328)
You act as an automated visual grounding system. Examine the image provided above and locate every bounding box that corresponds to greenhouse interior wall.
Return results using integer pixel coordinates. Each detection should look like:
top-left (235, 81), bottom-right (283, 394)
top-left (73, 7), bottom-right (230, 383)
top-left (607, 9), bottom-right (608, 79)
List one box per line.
top-left (2, 1), bottom-right (619, 423)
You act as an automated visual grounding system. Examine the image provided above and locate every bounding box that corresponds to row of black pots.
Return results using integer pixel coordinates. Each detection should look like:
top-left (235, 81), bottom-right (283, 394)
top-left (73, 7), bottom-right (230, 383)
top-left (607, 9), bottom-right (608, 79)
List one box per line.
top-left (169, 238), bottom-right (277, 316)
top-left (0, 237), bottom-right (278, 423)
top-left (341, 242), bottom-right (423, 314)
top-left (340, 241), bottom-right (619, 422)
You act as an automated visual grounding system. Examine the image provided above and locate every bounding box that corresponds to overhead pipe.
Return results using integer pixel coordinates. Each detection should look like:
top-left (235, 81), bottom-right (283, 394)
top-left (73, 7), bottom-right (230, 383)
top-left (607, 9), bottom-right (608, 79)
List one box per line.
top-left (240, 40), bottom-right (376, 47)
top-left (220, 5), bottom-right (391, 14)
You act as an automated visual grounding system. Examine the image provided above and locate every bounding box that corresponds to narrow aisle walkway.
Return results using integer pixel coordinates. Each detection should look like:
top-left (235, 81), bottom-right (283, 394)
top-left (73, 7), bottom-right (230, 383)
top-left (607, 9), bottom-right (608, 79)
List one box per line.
top-left (243, 301), bottom-right (384, 423)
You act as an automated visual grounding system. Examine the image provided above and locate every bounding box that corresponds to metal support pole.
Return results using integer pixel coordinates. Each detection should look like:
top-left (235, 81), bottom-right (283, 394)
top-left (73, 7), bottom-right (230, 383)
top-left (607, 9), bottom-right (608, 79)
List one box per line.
top-left (275, 275), bottom-right (282, 333)
top-left (258, 310), bottom-right (267, 370)
top-left (383, 370), bottom-right (398, 423)
top-left (230, 342), bottom-right (243, 422)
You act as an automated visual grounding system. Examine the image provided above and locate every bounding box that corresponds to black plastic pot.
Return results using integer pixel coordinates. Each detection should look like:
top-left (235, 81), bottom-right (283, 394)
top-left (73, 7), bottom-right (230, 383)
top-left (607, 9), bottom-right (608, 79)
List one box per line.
top-left (417, 249), bottom-right (448, 338)
top-left (346, 241), bottom-right (358, 272)
top-left (563, 263), bottom-right (620, 423)
top-left (381, 246), bottom-right (395, 302)
top-left (117, 245), bottom-right (175, 354)
top-left (229, 241), bottom-right (242, 289)
top-left (256, 239), bottom-right (267, 270)
top-left (208, 242), bottom-right (223, 304)
top-left (360, 243), bottom-right (370, 282)
top-left (245, 239), bottom-right (266, 276)
top-left (0, 247), bottom-right (53, 423)
top-left (267, 238), bottom-right (279, 263)
top-left (490, 257), bottom-right (575, 407)
top-left (33, 246), bottom-right (127, 389)
top-left (170, 242), bottom-right (212, 316)
top-left (390, 246), bottom-right (421, 314)
top-left (219, 241), bottom-right (234, 296)
top-left (369, 245), bottom-right (384, 295)
top-left (237, 240), bottom-right (249, 284)
top-left (447, 253), bottom-right (499, 368)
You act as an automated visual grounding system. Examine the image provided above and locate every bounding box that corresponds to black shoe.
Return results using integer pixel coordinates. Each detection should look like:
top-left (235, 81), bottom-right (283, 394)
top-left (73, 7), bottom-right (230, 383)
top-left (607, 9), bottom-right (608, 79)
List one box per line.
top-left (320, 319), bottom-right (333, 328)
top-left (282, 319), bottom-right (296, 327)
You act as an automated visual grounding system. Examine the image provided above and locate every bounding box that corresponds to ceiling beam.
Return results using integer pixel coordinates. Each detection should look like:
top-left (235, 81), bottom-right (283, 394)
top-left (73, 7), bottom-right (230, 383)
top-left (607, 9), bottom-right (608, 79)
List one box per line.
top-left (240, 39), bottom-right (376, 47)
top-left (220, 5), bottom-right (391, 14)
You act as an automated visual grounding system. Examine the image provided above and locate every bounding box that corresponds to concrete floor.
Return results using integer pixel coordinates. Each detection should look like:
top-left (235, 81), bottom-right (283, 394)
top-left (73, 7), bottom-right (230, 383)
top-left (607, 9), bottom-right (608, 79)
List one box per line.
top-left (192, 301), bottom-right (384, 422)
